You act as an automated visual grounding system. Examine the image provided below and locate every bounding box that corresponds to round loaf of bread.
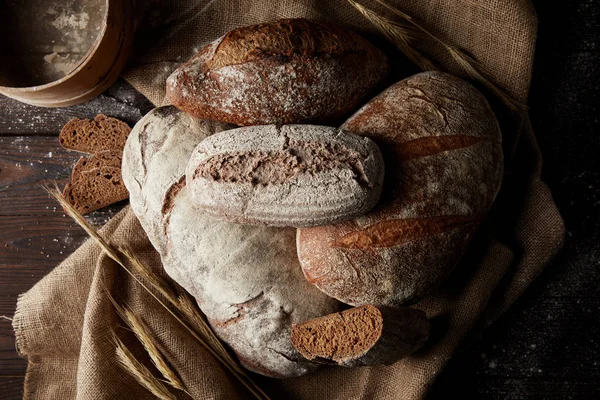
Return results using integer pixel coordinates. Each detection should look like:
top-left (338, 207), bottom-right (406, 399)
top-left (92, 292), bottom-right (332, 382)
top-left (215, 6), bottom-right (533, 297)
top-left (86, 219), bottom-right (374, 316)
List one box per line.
top-left (165, 18), bottom-right (388, 126)
top-left (122, 106), bottom-right (341, 378)
top-left (122, 106), bottom-right (233, 253)
top-left (297, 72), bottom-right (504, 306)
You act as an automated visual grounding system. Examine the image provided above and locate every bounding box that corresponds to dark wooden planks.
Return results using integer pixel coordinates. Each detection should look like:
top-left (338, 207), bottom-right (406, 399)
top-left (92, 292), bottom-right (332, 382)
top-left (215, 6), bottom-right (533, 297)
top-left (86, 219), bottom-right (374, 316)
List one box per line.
top-left (0, 315), bottom-right (24, 377)
top-left (0, 78), bottom-right (154, 135)
top-left (0, 135), bottom-right (128, 218)
top-left (0, 215), bottom-right (90, 293)
top-left (0, 80), bottom-right (144, 399)
top-left (0, 378), bottom-right (23, 400)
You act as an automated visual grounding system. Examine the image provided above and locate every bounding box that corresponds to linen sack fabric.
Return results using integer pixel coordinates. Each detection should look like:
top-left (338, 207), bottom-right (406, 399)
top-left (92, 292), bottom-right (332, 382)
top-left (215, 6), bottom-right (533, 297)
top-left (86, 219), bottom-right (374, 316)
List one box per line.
top-left (13, 0), bottom-right (565, 399)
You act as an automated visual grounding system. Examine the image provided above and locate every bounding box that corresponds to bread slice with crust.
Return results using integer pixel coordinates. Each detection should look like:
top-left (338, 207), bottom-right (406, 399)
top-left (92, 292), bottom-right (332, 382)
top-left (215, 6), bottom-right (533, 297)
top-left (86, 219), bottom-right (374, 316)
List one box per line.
top-left (59, 114), bottom-right (131, 154)
top-left (291, 305), bottom-right (430, 367)
top-left (63, 166), bottom-right (129, 214)
top-left (71, 150), bottom-right (123, 183)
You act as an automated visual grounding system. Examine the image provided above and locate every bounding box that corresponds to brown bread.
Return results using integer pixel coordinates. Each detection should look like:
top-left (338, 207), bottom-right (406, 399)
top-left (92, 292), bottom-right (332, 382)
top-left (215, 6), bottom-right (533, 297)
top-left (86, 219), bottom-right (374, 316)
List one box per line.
top-left (59, 114), bottom-right (131, 154)
top-left (71, 150), bottom-right (122, 183)
top-left (186, 124), bottom-right (384, 227)
top-left (297, 72), bottom-right (504, 306)
top-left (291, 305), bottom-right (430, 367)
top-left (122, 106), bottom-right (341, 378)
top-left (166, 18), bottom-right (388, 126)
top-left (63, 166), bottom-right (129, 214)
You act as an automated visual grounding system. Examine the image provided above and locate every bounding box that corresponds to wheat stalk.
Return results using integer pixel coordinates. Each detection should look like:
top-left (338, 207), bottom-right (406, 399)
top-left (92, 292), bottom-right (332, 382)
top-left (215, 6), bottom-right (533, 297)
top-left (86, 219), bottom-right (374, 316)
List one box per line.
top-left (104, 290), bottom-right (188, 394)
top-left (120, 245), bottom-right (244, 374)
top-left (347, 0), bottom-right (436, 71)
top-left (120, 246), bottom-right (180, 308)
top-left (348, 0), bottom-right (525, 110)
top-left (175, 291), bottom-right (244, 372)
top-left (113, 332), bottom-right (177, 400)
top-left (44, 184), bottom-right (270, 400)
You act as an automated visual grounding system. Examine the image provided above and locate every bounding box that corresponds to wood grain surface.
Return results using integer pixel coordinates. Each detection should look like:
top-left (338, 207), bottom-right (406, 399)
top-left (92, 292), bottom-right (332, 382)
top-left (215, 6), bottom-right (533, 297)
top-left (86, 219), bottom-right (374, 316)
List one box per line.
top-left (0, 79), bottom-right (150, 398)
top-left (0, 1), bottom-right (598, 398)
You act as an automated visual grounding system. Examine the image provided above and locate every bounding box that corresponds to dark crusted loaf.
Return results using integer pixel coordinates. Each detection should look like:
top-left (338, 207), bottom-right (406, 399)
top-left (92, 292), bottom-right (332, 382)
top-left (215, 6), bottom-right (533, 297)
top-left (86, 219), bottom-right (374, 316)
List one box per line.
top-left (297, 72), bottom-right (504, 306)
top-left (166, 18), bottom-right (388, 126)
top-left (59, 114), bottom-right (131, 154)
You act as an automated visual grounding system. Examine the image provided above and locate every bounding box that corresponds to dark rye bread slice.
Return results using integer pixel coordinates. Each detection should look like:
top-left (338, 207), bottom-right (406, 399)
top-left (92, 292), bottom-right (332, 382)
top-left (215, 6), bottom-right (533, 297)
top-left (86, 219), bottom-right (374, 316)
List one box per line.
top-left (71, 150), bottom-right (123, 183)
top-left (166, 18), bottom-right (388, 126)
top-left (291, 305), bottom-right (430, 367)
top-left (59, 114), bottom-right (131, 154)
top-left (63, 166), bottom-right (129, 215)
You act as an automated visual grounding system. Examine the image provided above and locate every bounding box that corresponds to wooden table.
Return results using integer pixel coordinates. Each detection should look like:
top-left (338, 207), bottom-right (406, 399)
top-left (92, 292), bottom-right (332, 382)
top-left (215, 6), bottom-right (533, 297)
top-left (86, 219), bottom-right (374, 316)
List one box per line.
top-left (0, 81), bottom-right (154, 398)
top-left (1, 1), bottom-right (598, 398)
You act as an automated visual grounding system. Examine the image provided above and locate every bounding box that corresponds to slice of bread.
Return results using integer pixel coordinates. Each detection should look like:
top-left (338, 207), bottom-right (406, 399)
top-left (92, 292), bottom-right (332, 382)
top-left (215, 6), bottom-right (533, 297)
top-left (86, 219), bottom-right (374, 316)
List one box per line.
top-left (63, 166), bottom-right (129, 214)
top-left (71, 150), bottom-right (122, 183)
top-left (291, 305), bottom-right (430, 367)
top-left (59, 114), bottom-right (131, 154)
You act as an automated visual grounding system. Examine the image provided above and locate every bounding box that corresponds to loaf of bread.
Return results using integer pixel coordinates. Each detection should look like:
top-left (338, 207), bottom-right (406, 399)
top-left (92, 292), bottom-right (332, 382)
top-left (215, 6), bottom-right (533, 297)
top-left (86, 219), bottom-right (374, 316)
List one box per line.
top-left (59, 114), bottom-right (131, 153)
top-left (297, 72), bottom-right (504, 306)
top-left (122, 106), bottom-right (231, 253)
top-left (122, 107), bottom-right (341, 378)
top-left (186, 124), bottom-right (384, 227)
top-left (291, 305), bottom-right (430, 367)
top-left (166, 18), bottom-right (388, 126)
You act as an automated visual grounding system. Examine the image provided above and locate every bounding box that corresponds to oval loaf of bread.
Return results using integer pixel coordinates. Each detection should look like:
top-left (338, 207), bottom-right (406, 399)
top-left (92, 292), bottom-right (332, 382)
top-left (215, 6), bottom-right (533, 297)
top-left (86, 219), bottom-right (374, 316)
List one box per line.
top-left (166, 18), bottom-right (388, 126)
top-left (297, 72), bottom-right (504, 306)
top-left (186, 124), bottom-right (384, 227)
top-left (122, 106), bottom-right (341, 378)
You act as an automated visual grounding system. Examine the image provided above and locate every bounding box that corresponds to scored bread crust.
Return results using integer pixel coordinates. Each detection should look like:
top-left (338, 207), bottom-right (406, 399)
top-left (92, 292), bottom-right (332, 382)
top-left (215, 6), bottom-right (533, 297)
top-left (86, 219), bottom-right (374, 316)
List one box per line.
top-left (185, 124), bottom-right (385, 227)
top-left (166, 18), bottom-right (388, 126)
top-left (297, 71), bottom-right (504, 306)
top-left (122, 106), bottom-right (341, 378)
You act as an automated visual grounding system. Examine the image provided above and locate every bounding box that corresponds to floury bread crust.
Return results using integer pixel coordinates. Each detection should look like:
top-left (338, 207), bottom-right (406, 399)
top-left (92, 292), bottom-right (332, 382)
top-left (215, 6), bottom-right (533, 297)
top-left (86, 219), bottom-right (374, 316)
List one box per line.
top-left (291, 305), bottom-right (430, 367)
top-left (166, 19), bottom-right (388, 126)
top-left (121, 106), bottom-right (232, 254)
top-left (186, 125), bottom-right (384, 227)
top-left (297, 72), bottom-right (504, 306)
top-left (122, 106), bottom-right (341, 378)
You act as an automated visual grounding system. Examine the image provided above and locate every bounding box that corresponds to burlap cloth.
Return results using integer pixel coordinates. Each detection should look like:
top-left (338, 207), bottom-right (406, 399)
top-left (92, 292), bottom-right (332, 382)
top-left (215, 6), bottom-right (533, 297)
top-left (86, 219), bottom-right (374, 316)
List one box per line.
top-left (13, 0), bottom-right (565, 399)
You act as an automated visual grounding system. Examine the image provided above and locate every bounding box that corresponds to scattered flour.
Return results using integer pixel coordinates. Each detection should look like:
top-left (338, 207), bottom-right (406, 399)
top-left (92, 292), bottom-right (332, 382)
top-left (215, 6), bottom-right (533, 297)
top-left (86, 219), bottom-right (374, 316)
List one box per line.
top-left (51, 10), bottom-right (90, 30)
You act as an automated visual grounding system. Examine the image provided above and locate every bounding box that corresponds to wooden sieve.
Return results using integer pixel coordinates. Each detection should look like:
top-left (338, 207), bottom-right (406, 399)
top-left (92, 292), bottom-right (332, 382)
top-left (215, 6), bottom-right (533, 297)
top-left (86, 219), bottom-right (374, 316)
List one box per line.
top-left (0, 0), bottom-right (133, 107)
